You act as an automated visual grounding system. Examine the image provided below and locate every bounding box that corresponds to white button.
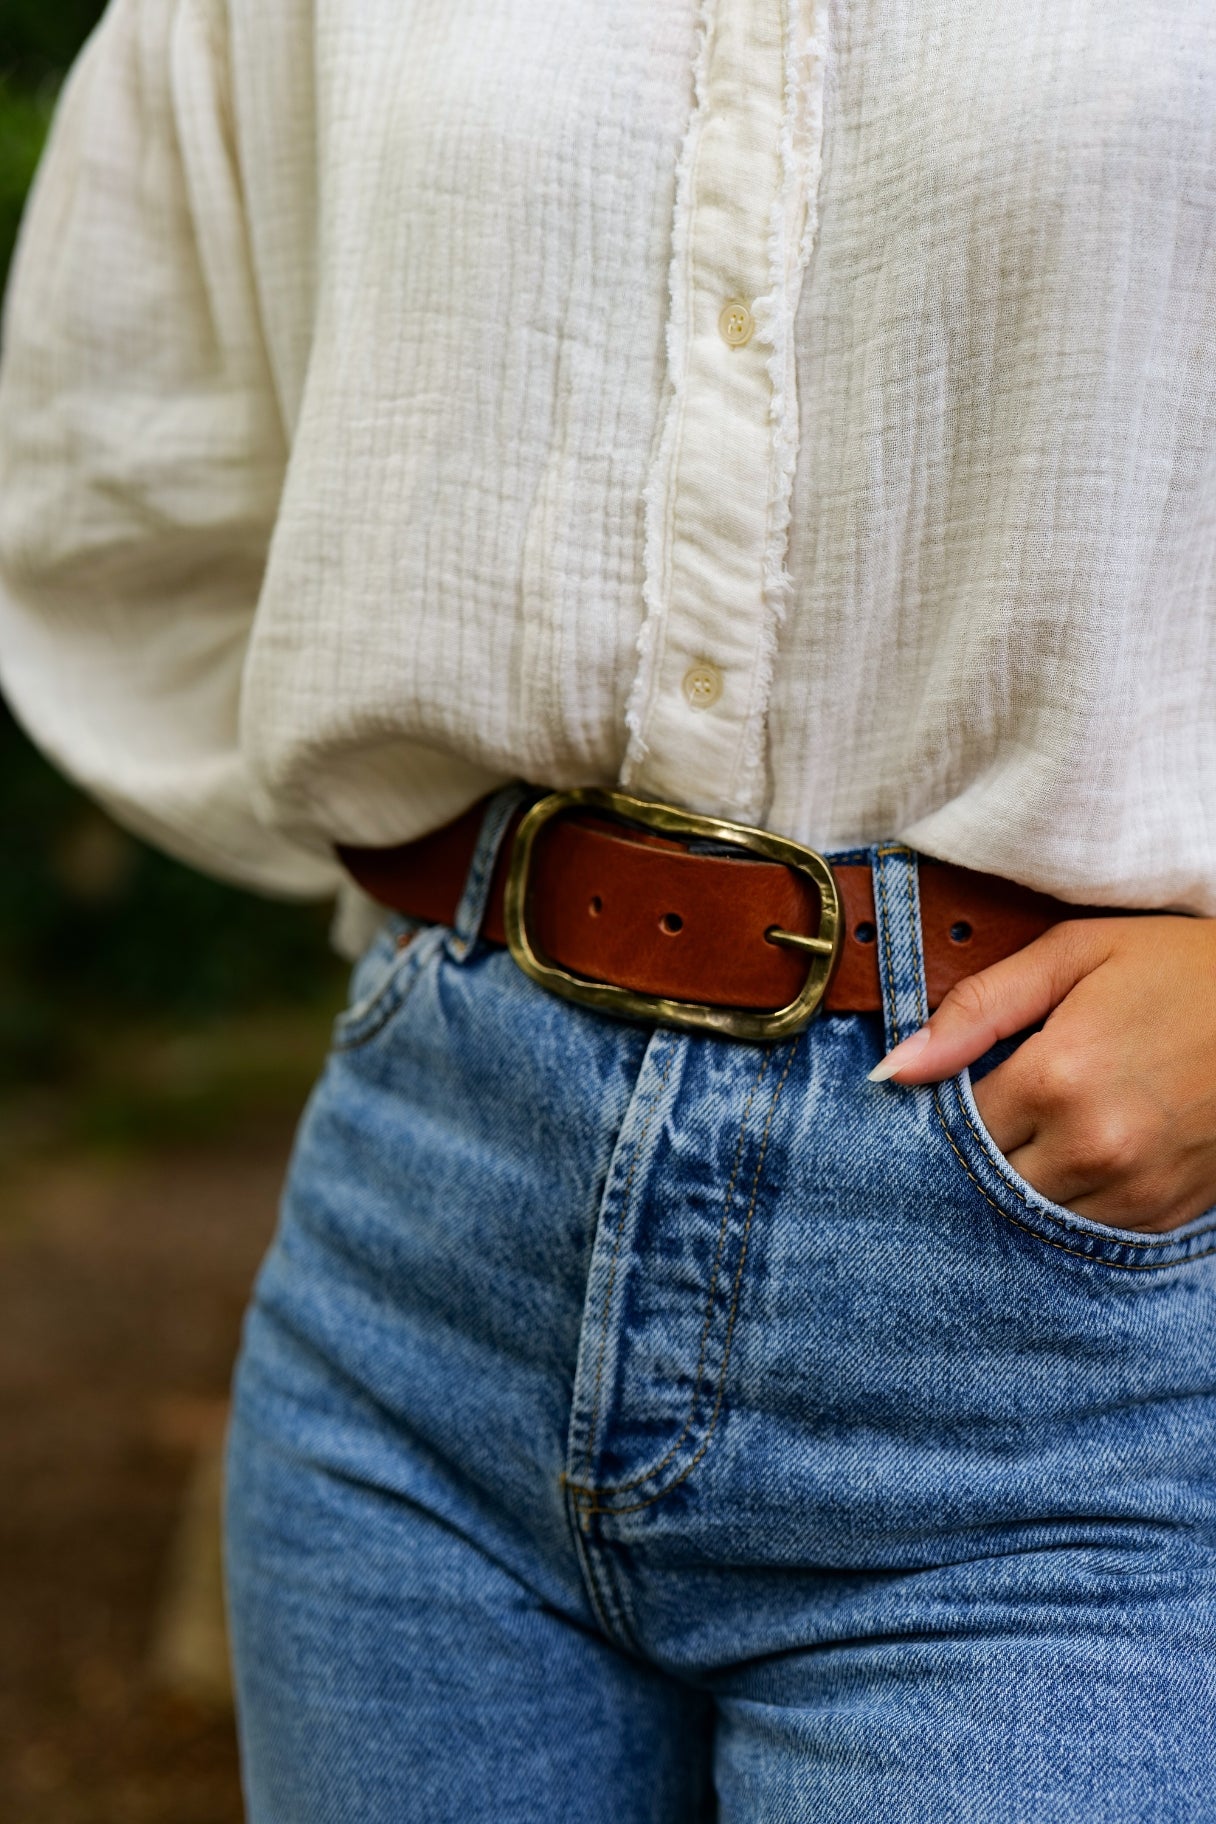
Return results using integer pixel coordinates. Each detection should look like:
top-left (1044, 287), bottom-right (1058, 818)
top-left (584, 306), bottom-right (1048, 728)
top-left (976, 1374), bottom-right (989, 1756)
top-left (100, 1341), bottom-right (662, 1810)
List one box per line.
top-left (683, 664), bottom-right (723, 709)
top-left (718, 300), bottom-right (755, 348)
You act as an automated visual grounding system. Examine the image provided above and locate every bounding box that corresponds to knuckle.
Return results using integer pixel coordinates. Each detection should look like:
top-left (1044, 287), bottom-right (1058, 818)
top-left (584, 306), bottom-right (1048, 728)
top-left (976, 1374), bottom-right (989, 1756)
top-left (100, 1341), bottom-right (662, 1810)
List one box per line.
top-left (1033, 918), bottom-right (1105, 992)
top-left (1025, 1043), bottom-right (1085, 1109)
top-left (944, 971), bottom-right (998, 1027)
top-left (1043, 916), bottom-right (1091, 959)
top-left (1070, 1109), bottom-right (1151, 1179)
top-left (1132, 1176), bottom-right (1183, 1230)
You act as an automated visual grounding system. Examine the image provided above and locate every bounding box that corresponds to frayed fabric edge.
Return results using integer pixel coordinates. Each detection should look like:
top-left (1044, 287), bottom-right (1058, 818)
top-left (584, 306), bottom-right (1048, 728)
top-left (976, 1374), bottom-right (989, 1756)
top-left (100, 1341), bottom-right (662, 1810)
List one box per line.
top-left (732, 0), bottom-right (830, 820)
top-left (621, 0), bottom-right (718, 784)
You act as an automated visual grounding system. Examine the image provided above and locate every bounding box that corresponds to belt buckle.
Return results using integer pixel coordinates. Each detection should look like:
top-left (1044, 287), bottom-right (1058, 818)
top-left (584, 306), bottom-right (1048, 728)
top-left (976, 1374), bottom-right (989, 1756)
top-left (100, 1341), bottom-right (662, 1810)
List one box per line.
top-left (503, 787), bottom-right (842, 1041)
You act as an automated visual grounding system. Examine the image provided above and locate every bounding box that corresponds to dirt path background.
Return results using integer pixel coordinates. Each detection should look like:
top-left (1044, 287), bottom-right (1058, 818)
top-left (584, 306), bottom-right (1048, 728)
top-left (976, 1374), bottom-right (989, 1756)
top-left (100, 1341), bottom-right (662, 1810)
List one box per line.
top-left (1, 1106), bottom-right (305, 1822)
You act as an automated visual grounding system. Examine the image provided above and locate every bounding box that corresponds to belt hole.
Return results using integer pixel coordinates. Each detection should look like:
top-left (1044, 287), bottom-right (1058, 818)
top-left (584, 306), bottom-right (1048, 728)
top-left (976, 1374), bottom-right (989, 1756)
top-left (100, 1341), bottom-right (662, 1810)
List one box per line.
top-left (853, 920), bottom-right (876, 945)
top-left (660, 912), bottom-right (684, 935)
top-left (589, 895), bottom-right (603, 917)
top-left (949, 920), bottom-right (973, 945)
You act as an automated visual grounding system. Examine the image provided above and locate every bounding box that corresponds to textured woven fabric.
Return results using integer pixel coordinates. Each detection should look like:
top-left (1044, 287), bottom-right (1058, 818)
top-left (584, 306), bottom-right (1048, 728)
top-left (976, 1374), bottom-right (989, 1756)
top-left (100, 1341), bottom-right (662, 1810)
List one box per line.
top-left (0, 0), bottom-right (1214, 916)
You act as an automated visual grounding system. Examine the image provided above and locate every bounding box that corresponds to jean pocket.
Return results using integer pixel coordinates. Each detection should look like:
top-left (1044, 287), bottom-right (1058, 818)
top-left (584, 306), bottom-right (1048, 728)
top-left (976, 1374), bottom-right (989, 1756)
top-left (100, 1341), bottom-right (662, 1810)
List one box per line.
top-left (933, 1066), bottom-right (1216, 1274)
top-left (330, 914), bottom-right (442, 1053)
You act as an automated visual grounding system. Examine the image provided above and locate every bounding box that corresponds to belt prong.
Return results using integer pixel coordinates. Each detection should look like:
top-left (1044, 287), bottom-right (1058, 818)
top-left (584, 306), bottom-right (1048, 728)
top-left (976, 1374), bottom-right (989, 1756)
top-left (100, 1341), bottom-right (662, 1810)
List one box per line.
top-left (765, 927), bottom-right (835, 957)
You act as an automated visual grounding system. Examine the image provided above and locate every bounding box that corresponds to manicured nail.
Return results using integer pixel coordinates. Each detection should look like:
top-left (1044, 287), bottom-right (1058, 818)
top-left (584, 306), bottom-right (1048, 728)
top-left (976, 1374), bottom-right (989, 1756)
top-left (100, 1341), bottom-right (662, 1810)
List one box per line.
top-left (867, 1025), bottom-right (932, 1083)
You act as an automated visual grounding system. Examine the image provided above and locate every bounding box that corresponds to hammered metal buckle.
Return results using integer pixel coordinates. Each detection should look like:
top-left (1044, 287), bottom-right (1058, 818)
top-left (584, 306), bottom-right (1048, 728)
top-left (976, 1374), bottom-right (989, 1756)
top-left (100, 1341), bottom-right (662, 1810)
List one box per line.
top-left (503, 787), bottom-right (842, 1041)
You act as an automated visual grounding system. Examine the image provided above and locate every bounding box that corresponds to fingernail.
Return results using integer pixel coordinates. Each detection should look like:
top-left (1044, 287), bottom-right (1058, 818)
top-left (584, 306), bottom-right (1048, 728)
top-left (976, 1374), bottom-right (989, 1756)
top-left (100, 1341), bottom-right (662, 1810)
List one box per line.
top-left (867, 1025), bottom-right (932, 1083)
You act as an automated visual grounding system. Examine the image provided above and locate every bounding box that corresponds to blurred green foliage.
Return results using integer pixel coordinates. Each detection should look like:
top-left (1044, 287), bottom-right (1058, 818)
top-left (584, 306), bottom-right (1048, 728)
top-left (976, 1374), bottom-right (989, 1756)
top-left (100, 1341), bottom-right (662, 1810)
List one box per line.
top-left (0, 72), bottom-right (50, 282)
top-left (2, 0), bottom-right (108, 81)
top-left (0, 2), bottom-right (344, 1101)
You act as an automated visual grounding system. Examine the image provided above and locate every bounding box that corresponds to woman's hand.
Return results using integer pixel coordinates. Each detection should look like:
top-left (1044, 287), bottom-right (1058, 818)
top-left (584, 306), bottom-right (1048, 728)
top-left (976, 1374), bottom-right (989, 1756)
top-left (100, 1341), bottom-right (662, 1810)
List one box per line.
top-left (868, 915), bottom-right (1216, 1233)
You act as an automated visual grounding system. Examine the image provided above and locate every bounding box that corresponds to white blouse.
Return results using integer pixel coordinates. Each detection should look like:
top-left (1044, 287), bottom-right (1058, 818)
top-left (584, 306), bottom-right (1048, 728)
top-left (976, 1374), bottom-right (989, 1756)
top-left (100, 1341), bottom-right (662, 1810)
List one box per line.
top-left (1, 0), bottom-right (1214, 922)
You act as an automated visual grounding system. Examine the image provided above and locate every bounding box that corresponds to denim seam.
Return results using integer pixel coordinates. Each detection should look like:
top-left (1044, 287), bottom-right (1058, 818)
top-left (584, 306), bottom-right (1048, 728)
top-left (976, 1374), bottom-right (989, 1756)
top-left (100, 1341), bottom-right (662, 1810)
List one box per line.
top-left (572, 1510), bottom-right (644, 1655)
top-left (874, 844), bottom-right (907, 1047)
top-left (576, 1037), bottom-right (800, 1516)
top-left (448, 782), bottom-right (533, 955)
top-left (565, 1045), bottom-right (773, 1500)
top-left (568, 1494), bottom-right (628, 1640)
top-left (878, 848), bottom-right (1209, 1269)
top-left (330, 925), bottom-right (442, 1053)
top-left (596, 1537), bottom-right (646, 1656)
top-left (953, 1086), bottom-right (1216, 1249)
top-left (904, 847), bottom-right (929, 1026)
top-left (929, 858), bottom-right (1216, 1264)
top-left (933, 1085), bottom-right (1216, 1272)
top-left (576, 1040), bottom-right (679, 1482)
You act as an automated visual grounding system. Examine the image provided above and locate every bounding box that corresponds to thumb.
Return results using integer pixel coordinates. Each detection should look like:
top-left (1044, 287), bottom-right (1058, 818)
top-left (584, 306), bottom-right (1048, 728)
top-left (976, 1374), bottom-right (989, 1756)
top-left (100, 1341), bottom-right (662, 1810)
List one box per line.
top-left (866, 920), bottom-right (1109, 1086)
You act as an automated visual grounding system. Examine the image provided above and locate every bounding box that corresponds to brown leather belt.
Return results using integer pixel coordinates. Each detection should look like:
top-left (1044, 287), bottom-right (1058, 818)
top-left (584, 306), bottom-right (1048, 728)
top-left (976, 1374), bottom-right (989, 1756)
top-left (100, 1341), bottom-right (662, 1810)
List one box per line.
top-left (338, 788), bottom-right (1108, 1039)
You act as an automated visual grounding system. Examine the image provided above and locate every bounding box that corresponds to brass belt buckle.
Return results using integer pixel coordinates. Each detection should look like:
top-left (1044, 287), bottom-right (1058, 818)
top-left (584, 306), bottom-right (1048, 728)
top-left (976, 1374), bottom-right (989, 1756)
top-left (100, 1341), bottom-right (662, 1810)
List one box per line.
top-left (503, 787), bottom-right (842, 1041)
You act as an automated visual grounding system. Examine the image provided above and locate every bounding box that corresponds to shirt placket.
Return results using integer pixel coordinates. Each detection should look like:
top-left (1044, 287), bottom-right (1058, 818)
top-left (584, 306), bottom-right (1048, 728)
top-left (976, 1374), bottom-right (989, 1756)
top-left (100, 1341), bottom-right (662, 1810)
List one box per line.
top-left (623, 0), bottom-right (826, 825)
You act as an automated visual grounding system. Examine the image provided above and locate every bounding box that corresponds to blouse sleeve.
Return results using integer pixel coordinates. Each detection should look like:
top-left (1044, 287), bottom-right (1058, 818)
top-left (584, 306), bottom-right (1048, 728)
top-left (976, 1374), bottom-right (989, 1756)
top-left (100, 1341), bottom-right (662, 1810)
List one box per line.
top-left (0, 0), bottom-right (339, 897)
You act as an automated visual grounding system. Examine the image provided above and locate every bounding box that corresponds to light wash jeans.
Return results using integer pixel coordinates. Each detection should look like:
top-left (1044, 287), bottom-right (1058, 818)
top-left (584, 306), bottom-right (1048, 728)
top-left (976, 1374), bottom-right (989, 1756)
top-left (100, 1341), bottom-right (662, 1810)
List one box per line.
top-left (225, 798), bottom-right (1216, 1822)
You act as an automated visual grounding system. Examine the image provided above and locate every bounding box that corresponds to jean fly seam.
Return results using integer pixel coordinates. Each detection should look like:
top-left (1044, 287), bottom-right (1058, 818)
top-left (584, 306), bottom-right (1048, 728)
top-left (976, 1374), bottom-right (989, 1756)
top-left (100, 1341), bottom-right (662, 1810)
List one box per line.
top-left (568, 1498), bottom-right (644, 1655)
top-left (576, 1039), bottom-right (678, 1485)
top-left (597, 1533), bottom-right (646, 1656)
top-left (567, 1483), bottom-right (618, 1629)
top-left (578, 1037), bottom-right (800, 1516)
top-left (564, 1045), bottom-right (774, 1500)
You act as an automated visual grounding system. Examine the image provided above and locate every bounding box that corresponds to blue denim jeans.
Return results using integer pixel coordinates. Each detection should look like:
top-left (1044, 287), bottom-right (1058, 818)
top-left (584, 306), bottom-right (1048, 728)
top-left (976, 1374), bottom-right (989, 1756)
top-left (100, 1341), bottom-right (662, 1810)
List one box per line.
top-left (225, 803), bottom-right (1216, 1822)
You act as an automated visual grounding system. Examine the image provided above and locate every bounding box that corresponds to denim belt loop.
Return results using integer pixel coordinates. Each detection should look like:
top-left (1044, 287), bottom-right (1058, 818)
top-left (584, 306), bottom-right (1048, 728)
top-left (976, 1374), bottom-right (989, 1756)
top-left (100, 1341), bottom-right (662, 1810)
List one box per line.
top-left (448, 782), bottom-right (536, 959)
top-left (870, 845), bottom-right (930, 1054)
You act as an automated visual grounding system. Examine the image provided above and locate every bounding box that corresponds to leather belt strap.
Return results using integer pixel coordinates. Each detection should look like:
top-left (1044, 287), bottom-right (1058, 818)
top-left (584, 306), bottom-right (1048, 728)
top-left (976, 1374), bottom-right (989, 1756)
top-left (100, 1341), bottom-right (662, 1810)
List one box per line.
top-left (337, 797), bottom-right (1110, 1017)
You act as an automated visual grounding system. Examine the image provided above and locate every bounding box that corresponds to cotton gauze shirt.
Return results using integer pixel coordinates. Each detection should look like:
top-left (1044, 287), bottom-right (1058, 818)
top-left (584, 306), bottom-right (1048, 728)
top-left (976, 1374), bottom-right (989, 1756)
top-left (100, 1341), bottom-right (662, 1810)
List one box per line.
top-left (1, 0), bottom-right (1215, 921)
